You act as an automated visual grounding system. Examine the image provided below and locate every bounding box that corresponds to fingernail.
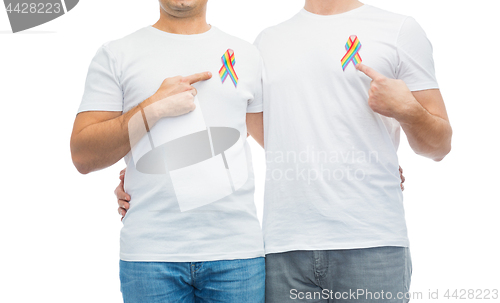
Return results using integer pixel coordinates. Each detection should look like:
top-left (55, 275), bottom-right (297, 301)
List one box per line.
top-left (208, 72), bottom-right (212, 77)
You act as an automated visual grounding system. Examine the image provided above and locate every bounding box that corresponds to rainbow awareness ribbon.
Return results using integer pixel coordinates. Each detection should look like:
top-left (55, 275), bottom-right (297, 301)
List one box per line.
top-left (341, 35), bottom-right (362, 71)
top-left (219, 49), bottom-right (238, 87)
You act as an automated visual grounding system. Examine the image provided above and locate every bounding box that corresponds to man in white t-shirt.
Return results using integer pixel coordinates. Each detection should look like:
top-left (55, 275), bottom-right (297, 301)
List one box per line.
top-left (71, 0), bottom-right (267, 302)
top-left (115, 0), bottom-right (452, 302)
top-left (254, 0), bottom-right (451, 300)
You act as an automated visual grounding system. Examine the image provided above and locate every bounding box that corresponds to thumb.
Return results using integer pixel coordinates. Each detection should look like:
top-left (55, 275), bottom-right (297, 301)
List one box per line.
top-left (356, 63), bottom-right (385, 81)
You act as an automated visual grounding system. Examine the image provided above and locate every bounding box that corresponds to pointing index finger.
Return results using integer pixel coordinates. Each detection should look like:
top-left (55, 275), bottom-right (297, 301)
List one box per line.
top-left (356, 63), bottom-right (385, 81)
top-left (184, 72), bottom-right (213, 85)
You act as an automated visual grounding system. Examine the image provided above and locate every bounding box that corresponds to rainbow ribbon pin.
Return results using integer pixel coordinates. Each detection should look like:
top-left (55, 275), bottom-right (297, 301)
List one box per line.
top-left (341, 35), bottom-right (362, 71)
top-left (219, 49), bottom-right (238, 87)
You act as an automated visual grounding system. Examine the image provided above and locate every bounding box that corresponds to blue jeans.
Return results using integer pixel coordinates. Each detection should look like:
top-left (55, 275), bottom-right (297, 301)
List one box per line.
top-left (119, 257), bottom-right (265, 303)
top-left (265, 247), bottom-right (412, 303)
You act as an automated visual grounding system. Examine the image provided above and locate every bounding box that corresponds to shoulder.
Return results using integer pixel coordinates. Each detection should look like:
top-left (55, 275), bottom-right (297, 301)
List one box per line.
top-left (98, 27), bottom-right (152, 59)
top-left (358, 5), bottom-right (430, 47)
top-left (362, 6), bottom-right (425, 35)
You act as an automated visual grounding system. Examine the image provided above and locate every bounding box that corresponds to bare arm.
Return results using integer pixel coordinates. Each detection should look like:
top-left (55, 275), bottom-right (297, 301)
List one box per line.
top-left (70, 72), bottom-right (212, 174)
top-left (400, 89), bottom-right (452, 161)
top-left (247, 112), bottom-right (264, 148)
top-left (356, 64), bottom-right (452, 161)
top-left (71, 110), bottom-right (134, 174)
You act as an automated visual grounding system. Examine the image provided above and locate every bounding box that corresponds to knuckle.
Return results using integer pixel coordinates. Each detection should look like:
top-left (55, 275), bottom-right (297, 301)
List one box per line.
top-left (166, 76), bottom-right (180, 84)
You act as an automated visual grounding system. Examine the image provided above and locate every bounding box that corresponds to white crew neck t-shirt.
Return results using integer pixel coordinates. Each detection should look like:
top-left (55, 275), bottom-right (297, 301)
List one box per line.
top-left (78, 26), bottom-right (265, 262)
top-left (254, 5), bottom-right (439, 254)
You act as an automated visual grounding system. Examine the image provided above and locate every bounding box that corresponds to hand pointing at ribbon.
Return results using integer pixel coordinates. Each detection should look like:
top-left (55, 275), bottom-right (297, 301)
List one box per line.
top-left (356, 63), bottom-right (420, 124)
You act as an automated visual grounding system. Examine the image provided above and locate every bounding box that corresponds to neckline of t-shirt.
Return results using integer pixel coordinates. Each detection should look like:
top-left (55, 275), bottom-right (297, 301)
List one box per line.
top-left (145, 24), bottom-right (217, 40)
top-left (299, 4), bottom-right (369, 19)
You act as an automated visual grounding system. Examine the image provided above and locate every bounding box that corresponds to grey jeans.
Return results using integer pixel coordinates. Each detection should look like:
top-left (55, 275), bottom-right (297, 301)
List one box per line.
top-left (265, 246), bottom-right (412, 303)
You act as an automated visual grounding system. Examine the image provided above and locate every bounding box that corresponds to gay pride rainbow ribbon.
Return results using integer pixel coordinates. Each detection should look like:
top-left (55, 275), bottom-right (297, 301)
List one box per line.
top-left (219, 49), bottom-right (238, 87)
top-left (341, 35), bottom-right (362, 71)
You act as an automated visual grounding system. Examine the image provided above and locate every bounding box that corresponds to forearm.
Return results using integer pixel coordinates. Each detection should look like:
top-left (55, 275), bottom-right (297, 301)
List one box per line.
top-left (246, 112), bottom-right (264, 148)
top-left (71, 98), bottom-right (163, 174)
top-left (355, 64), bottom-right (452, 161)
top-left (399, 103), bottom-right (452, 161)
top-left (71, 73), bottom-right (209, 174)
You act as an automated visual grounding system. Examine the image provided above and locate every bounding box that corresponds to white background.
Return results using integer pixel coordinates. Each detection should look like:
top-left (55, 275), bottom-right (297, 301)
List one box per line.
top-left (0, 0), bottom-right (498, 302)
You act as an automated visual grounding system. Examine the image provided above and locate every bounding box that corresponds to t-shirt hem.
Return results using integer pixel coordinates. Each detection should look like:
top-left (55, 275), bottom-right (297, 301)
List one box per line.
top-left (406, 82), bottom-right (439, 92)
top-left (77, 104), bottom-right (123, 114)
top-left (120, 249), bottom-right (265, 262)
top-left (264, 239), bottom-right (410, 255)
top-left (246, 105), bottom-right (264, 113)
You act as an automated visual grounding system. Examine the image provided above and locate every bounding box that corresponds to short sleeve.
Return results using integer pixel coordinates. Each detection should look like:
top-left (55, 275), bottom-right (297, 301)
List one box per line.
top-left (253, 31), bottom-right (264, 49)
top-left (396, 17), bottom-right (439, 91)
top-left (77, 44), bottom-right (123, 113)
top-left (246, 54), bottom-right (264, 113)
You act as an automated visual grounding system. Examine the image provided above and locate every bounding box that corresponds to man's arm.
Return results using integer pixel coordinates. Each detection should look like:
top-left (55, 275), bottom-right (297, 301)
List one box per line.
top-left (247, 112), bottom-right (264, 148)
top-left (356, 64), bottom-right (452, 161)
top-left (401, 89), bottom-right (451, 161)
top-left (70, 72), bottom-right (212, 174)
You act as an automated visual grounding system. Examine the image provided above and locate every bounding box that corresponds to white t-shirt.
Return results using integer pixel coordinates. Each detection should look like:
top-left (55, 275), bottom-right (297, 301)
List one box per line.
top-left (78, 26), bottom-right (265, 262)
top-left (254, 5), bottom-right (439, 254)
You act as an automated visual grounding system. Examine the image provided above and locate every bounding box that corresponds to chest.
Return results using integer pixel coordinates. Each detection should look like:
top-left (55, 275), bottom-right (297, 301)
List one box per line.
top-left (118, 46), bottom-right (256, 127)
top-left (263, 26), bottom-right (399, 88)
